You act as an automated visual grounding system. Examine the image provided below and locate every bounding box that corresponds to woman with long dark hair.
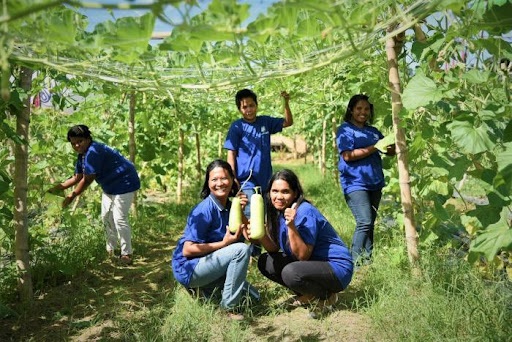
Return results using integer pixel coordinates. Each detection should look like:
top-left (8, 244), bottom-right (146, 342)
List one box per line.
top-left (248, 169), bottom-right (353, 308)
top-left (336, 94), bottom-right (395, 267)
top-left (172, 159), bottom-right (258, 320)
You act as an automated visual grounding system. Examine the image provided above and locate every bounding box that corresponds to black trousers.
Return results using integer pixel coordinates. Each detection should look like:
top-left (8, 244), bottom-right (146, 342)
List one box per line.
top-left (257, 252), bottom-right (343, 300)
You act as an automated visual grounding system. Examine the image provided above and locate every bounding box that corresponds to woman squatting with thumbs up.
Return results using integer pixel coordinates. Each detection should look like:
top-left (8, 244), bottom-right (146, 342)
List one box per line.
top-left (245, 169), bottom-right (353, 310)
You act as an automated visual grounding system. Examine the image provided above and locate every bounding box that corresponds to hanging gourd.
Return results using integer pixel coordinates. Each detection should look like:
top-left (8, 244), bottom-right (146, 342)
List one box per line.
top-left (229, 197), bottom-right (242, 233)
top-left (250, 186), bottom-right (265, 239)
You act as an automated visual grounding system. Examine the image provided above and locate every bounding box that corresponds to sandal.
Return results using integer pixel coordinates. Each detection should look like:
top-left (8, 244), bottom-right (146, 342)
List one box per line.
top-left (119, 254), bottom-right (133, 265)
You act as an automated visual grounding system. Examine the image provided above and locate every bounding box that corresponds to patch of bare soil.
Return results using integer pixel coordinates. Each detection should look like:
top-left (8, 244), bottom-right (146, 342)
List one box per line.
top-left (1, 237), bottom-right (175, 342)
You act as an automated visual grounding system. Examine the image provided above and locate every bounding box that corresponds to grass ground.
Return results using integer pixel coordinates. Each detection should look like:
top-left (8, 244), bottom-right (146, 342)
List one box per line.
top-left (1, 160), bottom-right (511, 341)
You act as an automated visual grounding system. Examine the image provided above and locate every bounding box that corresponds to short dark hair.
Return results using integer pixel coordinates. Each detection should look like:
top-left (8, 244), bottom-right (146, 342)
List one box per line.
top-left (235, 89), bottom-right (258, 110)
top-left (200, 159), bottom-right (239, 199)
top-left (67, 125), bottom-right (92, 142)
top-left (343, 94), bottom-right (374, 125)
top-left (265, 169), bottom-right (307, 244)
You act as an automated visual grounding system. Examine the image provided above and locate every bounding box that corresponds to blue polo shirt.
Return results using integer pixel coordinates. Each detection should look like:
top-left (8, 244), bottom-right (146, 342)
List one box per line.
top-left (336, 122), bottom-right (385, 194)
top-left (172, 195), bottom-right (230, 287)
top-left (75, 141), bottom-right (140, 195)
top-left (224, 115), bottom-right (284, 192)
top-left (277, 202), bottom-right (353, 290)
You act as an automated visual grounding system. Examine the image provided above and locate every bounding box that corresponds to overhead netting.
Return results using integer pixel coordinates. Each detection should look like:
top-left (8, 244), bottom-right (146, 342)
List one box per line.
top-left (4, 0), bottom-right (446, 91)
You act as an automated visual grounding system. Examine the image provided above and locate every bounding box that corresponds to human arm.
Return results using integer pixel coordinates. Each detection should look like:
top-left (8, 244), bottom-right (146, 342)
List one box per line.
top-left (61, 174), bottom-right (95, 208)
top-left (182, 225), bottom-right (242, 258)
top-left (281, 91), bottom-right (293, 128)
top-left (284, 203), bottom-right (313, 260)
top-left (226, 149), bottom-right (240, 188)
top-left (341, 145), bottom-right (379, 162)
top-left (47, 174), bottom-right (82, 193)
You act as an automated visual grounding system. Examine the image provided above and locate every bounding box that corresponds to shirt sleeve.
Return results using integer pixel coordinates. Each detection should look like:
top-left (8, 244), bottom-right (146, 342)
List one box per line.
top-left (268, 116), bottom-right (285, 134)
top-left (223, 121), bottom-right (240, 151)
top-left (336, 125), bottom-right (354, 153)
top-left (183, 206), bottom-right (212, 244)
top-left (294, 209), bottom-right (318, 246)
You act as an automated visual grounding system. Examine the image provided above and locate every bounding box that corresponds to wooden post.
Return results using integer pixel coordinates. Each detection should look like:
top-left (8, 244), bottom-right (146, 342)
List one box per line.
top-left (385, 25), bottom-right (419, 264)
top-left (129, 91), bottom-right (137, 216)
top-left (332, 117), bottom-right (339, 184)
top-left (321, 120), bottom-right (327, 175)
top-left (218, 132), bottom-right (222, 158)
top-left (195, 132), bottom-right (202, 183)
top-left (14, 66), bottom-right (33, 302)
top-left (177, 127), bottom-right (184, 204)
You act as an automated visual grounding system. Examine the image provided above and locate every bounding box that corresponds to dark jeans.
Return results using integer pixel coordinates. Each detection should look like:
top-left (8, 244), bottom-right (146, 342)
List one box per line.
top-left (344, 190), bottom-right (382, 265)
top-left (258, 252), bottom-right (343, 300)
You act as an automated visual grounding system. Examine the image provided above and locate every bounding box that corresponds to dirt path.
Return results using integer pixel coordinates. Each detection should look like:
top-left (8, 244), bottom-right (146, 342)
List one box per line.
top-left (3, 232), bottom-right (375, 342)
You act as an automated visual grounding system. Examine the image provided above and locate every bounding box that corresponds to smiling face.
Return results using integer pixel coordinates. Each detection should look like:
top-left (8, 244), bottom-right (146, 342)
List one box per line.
top-left (270, 179), bottom-right (296, 211)
top-left (238, 97), bottom-right (258, 123)
top-left (69, 137), bottom-right (91, 154)
top-left (208, 166), bottom-right (233, 205)
top-left (350, 100), bottom-right (371, 127)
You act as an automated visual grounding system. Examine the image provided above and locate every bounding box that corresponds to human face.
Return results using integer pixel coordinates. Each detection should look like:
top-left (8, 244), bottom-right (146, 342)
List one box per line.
top-left (239, 97), bottom-right (258, 123)
top-left (350, 100), bottom-right (371, 127)
top-left (69, 137), bottom-right (91, 154)
top-left (270, 179), bottom-right (296, 211)
top-left (208, 167), bottom-right (233, 205)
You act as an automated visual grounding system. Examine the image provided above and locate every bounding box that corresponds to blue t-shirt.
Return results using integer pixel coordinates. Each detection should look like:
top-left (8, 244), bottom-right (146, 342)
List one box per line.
top-left (224, 116), bottom-right (284, 192)
top-left (75, 141), bottom-right (140, 195)
top-left (336, 122), bottom-right (385, 194)
top-left (172, 195), bottom-right (231, 287)
top-left (276, 202), bottom-right (353, 290)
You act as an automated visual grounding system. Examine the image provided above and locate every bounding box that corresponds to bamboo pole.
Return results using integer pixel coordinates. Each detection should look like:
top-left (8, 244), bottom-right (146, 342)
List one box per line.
top-left (385, 26), bottom-right (419, 264)
top-left (195, 132), bottom-right (201, 183)
top-left (218, 131), bottom-right (222, 158)
top-left (177, 127), bottom-right (184, 204)
top-left (321, 120), bottom-right (327, 175)
top-left (332, 116), bottom-right (339, 184)
top-left (129, 91), bottom-right (137, 216)
top-left (14, 66), bottom-right (33, 302)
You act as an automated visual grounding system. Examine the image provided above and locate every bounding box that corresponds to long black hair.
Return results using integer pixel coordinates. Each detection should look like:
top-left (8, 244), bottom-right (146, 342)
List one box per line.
top-left (200, 159), bottom-right (239, 199)
top-left (67, 124), bottom-right (92, 142)
top-left (342, 94), bottom-right (374, 125)
top-left (265, 169), bottom-right (308, 244)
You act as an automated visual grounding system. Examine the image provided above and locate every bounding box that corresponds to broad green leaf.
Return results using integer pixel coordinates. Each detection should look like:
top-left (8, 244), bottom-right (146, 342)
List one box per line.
top-left (46, 10), bottom-right (77, 45)
top-left (190, 24), bottom-right (234, 42)
top-left (462, 70), bottom-right (491, 84)
top-left (494, 142), bottom-right (512, 194)
top-left (402, 73), bottom-right (443, 110)
top-left (447, 120), bottom-right (495, 154)
top-left (504, 119), bottom-right (512, 142)
top-left (470, 207), bottom-right (512, 261)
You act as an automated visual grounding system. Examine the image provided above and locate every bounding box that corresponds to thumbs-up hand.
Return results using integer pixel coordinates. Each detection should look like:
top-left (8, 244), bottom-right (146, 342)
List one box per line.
top-left (284, 203), bottom-right (298, 225)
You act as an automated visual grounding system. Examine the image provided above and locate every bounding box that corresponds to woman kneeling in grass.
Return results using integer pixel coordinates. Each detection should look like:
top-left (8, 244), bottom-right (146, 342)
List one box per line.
top-left (249, 169), bottom-right (353, 309)
top-left (172, 160), bottom-right (259, 321)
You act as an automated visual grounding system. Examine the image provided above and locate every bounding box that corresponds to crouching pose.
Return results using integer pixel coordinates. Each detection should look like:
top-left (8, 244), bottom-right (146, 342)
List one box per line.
top-left (249, 169), bottom-right (353, 308)
top-left (172, 160), bottom-right (259, 321)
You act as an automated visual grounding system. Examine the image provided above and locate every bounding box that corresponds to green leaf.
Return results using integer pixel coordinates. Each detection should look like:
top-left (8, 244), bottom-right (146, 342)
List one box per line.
top-left (447, 120), bottom-right (495, 154)
top-left (494, 142), bottom-right (512, 194)
top-left (504, 119), bottom-right (512, 142)
top-left (470, 207), bottom-right (512, 261)
top-left (462, 69), bottom-right (491, 84)
top-left (402, 72), bottom-right (443, 110)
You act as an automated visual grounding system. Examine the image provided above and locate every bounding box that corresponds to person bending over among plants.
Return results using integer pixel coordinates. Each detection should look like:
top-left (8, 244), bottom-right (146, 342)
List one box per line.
top-left (47, 125), bottom-right (140, 265)
top-left (224, 88), bottom-right (293, 257)
top-left (247, 169), bottom-right (353, 311)
top-left (336, 94), bottom-right (396, 268)
top-left (172, 159), bottom-right (259, 321)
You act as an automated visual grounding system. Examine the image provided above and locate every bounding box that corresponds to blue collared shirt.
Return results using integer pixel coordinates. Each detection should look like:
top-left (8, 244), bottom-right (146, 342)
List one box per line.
top-left (336, 122), bottom-right (385, 194)
top-left (277, 202), bottom-right (353, 289)
top-left (75, 141), bottom-right (140, 195)
top-left (224, 115), bottom-right (284, 192)
top-left (172, 195), bottom-right (230, 287)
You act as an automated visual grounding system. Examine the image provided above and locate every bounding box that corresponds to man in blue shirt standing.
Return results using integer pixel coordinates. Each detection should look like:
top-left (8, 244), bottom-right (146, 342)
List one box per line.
top-left (224, 89), bottom-right (293, 255)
